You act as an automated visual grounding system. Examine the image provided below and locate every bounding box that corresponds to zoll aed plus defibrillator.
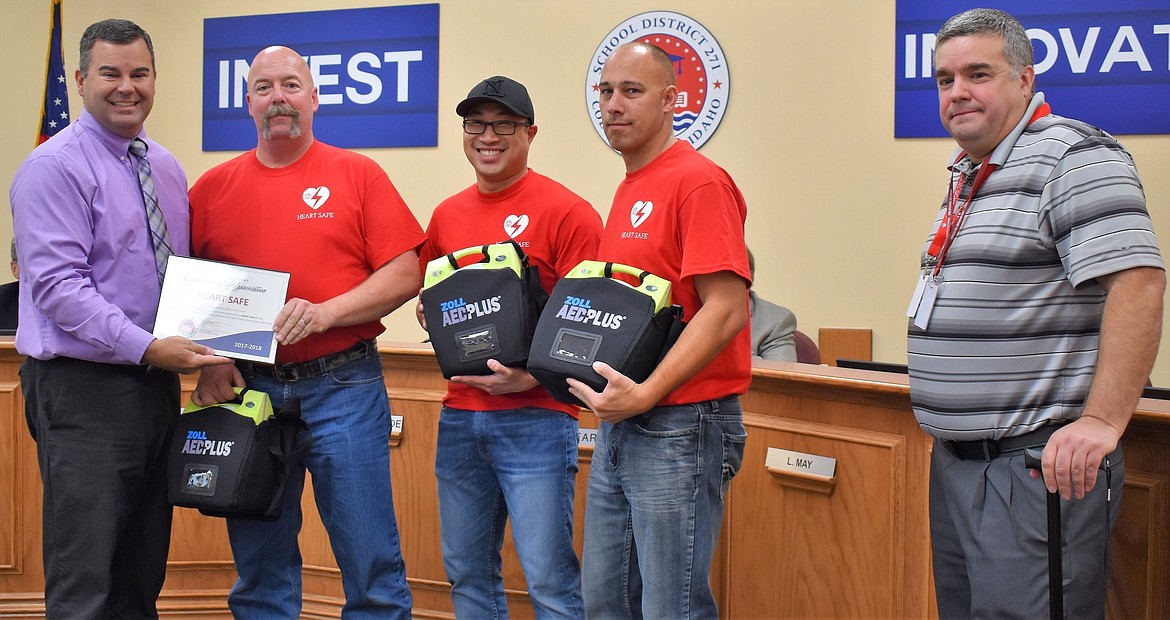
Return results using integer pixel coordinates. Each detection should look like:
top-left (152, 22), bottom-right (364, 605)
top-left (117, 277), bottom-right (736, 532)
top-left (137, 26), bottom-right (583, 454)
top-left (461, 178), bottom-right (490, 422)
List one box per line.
top-left (420, 241), bottom-right (548, 378)
top-left (168, 388), bottom-right (310, 520)
top-left (528, 261), bottom-right (683, 406)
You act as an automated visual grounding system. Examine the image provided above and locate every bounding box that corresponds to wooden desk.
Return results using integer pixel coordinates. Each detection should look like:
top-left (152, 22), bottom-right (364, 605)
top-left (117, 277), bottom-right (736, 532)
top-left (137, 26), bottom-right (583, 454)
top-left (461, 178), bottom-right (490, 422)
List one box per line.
top-left (2, 342), bottom-right (1167, 618)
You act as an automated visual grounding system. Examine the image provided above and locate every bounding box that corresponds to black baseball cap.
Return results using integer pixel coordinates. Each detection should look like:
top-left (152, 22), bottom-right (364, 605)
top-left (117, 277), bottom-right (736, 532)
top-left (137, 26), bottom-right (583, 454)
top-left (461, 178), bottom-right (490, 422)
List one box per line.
top-left (456, 76), bottom-right (534, 124)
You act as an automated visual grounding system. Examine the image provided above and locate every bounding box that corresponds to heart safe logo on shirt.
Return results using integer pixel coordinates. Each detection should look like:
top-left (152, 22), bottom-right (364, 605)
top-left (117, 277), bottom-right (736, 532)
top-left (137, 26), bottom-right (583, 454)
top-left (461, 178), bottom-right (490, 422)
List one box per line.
top-left (302, 186), bottom-right (331, 209)
top-left (504, 214), bottom-right (529, 238)
top-left (630, 201), bottom-right (652, 228)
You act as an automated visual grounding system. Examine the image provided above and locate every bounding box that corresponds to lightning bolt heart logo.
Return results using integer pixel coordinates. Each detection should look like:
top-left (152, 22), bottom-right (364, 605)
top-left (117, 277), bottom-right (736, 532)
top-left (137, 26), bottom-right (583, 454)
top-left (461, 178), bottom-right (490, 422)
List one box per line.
top-left (504, 214), bottom-right (529, 238)
top-left (630, 201), bottom-right (652, 228)
top-left (302, 186), bottom-right (331, 210)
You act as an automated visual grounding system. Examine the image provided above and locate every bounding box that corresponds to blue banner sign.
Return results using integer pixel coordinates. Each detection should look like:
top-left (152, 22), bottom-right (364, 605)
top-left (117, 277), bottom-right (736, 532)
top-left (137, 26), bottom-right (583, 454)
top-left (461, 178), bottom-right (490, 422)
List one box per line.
top-left (202, 4), bottom-right (439, 151)
top-left (896, 1), bottom-right (1170, 137)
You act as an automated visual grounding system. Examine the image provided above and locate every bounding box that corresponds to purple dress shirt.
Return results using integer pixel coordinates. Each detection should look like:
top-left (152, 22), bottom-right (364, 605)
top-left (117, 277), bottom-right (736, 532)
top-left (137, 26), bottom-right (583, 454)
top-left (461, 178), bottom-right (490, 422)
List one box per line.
top-left (9, 109), bottom-right (190, 364)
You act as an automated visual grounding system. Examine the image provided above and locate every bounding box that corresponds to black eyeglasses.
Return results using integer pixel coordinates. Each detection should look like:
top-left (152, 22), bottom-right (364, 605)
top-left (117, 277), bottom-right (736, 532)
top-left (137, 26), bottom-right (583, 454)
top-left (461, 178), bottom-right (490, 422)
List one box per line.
top-left (462, 119), bottom-right (531, 135)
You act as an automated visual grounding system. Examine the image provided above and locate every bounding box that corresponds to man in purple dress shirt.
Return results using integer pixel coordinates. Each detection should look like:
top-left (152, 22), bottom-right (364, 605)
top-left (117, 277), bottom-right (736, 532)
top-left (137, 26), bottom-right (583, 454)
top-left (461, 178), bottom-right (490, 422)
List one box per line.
top-left (9, 19), bottom-right (230, 619)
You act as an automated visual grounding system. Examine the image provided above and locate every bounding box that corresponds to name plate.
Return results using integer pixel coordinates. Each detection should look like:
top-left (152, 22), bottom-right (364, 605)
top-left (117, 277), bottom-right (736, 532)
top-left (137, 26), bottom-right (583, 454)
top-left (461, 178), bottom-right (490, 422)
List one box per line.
top-left (578, 428), bottom-right (598, 448)
top-left (766, 447), bottom-right (837, 478)
top-left (388, 414), bottom-right (404, 447)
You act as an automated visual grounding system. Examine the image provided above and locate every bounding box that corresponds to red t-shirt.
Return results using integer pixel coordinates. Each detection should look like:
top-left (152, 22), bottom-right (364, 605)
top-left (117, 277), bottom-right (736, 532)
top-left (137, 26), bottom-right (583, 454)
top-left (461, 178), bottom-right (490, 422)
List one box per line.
top-left (420, 170), bottom-right (602, 416)
top-left (189, 140), bottom-right (425, 363)
top-left (597, 141), bottom-right (752, 405)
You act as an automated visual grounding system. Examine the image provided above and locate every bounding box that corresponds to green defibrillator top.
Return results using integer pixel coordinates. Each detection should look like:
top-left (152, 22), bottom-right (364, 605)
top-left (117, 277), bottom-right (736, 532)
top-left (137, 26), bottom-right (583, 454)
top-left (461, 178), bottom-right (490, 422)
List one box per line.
top-left (423, 242), bottom-right (524, 289)
top-left (564, 260), bottom-right (673, 313)
top-left (181, 387), bottom-right (274, 426)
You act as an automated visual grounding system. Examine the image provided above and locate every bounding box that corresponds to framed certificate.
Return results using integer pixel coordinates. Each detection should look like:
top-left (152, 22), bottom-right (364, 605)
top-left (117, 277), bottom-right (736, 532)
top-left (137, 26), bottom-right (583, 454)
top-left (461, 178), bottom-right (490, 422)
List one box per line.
top-left (153, 256), bottom-right (290, 363)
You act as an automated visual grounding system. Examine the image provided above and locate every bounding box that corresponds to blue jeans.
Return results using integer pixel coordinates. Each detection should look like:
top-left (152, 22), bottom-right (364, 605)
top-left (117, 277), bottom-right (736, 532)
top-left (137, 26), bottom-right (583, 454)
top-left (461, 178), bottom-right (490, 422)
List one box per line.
top-left (581, 396), bottom-right (746, 619)
top-left (435, 406), bottom-right (583, 619)
top-left (226, 350), bottom-right (411, 619)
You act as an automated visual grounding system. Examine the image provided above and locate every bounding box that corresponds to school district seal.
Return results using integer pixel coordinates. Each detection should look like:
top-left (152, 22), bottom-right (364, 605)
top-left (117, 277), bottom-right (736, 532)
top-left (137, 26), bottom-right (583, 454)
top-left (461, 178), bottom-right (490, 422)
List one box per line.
top-left (586, 11), bottom-right (730, 150)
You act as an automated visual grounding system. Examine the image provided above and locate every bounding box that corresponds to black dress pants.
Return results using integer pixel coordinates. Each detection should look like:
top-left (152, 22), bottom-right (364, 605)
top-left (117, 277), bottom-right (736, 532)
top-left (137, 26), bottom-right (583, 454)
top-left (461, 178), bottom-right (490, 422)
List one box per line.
top-left (21, 356), bottom-right (179, 620)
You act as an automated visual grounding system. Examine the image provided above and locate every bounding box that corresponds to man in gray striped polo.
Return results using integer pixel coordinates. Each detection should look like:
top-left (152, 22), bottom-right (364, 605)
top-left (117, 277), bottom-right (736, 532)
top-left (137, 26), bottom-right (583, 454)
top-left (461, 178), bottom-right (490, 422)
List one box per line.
top-left (907, 8), bottom-right (1165, 618)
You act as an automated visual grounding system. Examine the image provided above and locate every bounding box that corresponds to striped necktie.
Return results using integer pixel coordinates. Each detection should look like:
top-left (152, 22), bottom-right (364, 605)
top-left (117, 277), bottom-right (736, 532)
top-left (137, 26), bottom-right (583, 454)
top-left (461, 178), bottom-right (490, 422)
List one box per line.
top-left (128, 138), bottom-right (172, 285)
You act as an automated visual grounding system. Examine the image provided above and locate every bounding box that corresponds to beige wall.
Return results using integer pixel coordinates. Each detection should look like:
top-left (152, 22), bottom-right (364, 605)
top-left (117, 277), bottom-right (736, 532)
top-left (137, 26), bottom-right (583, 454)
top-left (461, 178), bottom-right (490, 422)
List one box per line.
top-left (3, 0), bottom-right (1169, 385)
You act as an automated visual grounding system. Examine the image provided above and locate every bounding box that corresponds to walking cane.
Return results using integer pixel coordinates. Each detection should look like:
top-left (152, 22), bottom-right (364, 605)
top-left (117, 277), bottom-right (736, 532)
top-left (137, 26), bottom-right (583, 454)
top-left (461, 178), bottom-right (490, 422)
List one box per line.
top-left (1024, 447), bottom-right (1063, 620)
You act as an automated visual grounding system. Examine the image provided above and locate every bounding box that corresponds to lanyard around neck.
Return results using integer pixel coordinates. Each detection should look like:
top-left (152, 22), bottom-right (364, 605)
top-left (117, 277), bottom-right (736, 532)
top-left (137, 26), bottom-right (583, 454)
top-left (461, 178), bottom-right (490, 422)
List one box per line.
top-left (926, 158), bottom-right (994, 275)
top-left (926, 102), bottom-right (1052, 277)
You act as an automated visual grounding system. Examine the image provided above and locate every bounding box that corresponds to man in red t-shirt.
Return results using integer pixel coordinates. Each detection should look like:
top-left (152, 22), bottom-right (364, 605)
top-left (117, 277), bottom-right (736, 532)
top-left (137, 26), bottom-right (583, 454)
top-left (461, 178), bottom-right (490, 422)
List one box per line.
top-left (573, 42), bottom-right (752, 619)
top-left (418, 76), bottom-right (601, 619)
top-left (188, 46), bottom-right (421, 618)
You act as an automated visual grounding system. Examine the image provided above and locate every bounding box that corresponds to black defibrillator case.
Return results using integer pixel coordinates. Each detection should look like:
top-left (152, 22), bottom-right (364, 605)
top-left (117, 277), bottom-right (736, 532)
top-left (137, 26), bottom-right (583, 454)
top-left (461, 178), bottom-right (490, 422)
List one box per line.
top-left (528, 261), bottom-right (683, 406)
top-left (420, 241), bottom-right (548, 378)
top-left (167, 389), bottom-right (310, 520)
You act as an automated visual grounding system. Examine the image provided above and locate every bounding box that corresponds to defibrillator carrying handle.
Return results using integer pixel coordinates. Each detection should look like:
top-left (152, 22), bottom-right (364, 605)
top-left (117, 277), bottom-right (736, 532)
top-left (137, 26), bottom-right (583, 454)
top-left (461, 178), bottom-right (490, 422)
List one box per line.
top-left (602, 261), bottom-right (652, 285)
top-left (442, 244), bottom-right (492, 270)
top-left (223, 387), bottom-right (254, 405)
top-left (442, 240), bottom-right (531, 271)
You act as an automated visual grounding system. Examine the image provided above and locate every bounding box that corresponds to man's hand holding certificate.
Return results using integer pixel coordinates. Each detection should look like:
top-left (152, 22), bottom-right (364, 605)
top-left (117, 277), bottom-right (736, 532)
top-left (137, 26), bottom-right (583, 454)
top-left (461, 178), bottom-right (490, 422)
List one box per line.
top-left (154, 256), bottom-right (291, 363)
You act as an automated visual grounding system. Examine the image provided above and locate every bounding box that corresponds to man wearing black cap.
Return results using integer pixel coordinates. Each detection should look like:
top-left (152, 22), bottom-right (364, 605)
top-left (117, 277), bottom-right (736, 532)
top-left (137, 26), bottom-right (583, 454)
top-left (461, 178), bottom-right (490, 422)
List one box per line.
top-left (417, 75), bottom-right (601, 619)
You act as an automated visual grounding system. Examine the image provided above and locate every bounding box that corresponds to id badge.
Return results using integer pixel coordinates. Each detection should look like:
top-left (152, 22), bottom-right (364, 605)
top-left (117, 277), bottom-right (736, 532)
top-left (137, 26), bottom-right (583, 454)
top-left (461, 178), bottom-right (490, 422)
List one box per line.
top-left (912, 278), bottom-right (941, 330)
top-left (906, 273), bottom-right (929, 317)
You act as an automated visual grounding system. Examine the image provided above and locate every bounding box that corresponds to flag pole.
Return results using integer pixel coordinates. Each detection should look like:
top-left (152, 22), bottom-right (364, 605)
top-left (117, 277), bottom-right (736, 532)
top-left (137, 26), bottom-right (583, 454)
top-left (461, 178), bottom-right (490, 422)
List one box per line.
top-left (37, 0), bottom-right (70, 146)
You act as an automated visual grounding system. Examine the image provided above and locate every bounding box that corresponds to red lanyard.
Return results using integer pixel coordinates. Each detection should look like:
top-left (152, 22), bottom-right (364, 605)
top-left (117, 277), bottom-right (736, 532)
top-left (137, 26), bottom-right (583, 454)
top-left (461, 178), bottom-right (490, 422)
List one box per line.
top-left (927, 159), bottom-right (994, 275)
top-left (926, 102), bottom-right (1051, 277)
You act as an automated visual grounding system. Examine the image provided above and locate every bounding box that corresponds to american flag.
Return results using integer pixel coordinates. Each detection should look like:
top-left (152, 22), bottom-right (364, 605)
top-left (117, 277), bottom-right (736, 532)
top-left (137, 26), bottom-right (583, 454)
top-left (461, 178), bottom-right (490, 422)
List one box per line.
top-left (37, 0), bottom-right (70, 145)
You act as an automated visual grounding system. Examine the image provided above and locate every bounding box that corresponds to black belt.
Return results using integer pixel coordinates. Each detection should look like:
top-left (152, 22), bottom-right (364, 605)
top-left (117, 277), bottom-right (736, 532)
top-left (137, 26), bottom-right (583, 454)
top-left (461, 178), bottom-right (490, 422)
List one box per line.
top-left (942, 422), bottom-right (1069, 461)
top-left (237, 340), bottom-right (375, 382)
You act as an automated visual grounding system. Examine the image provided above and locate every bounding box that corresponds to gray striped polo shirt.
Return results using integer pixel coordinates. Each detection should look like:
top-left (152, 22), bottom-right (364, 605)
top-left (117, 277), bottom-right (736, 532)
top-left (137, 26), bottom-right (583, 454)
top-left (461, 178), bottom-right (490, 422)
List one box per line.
top-left (907, 93), bottom-right (1164, 441)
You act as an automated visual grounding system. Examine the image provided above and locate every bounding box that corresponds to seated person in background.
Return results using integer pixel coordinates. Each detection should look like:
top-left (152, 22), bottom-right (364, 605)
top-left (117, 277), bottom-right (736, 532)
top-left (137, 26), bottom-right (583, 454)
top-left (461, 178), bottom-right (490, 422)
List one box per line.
top-left (747, 247), bottom-right (797, 361)
top-left (0, 239), bottom-right (20, 330)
